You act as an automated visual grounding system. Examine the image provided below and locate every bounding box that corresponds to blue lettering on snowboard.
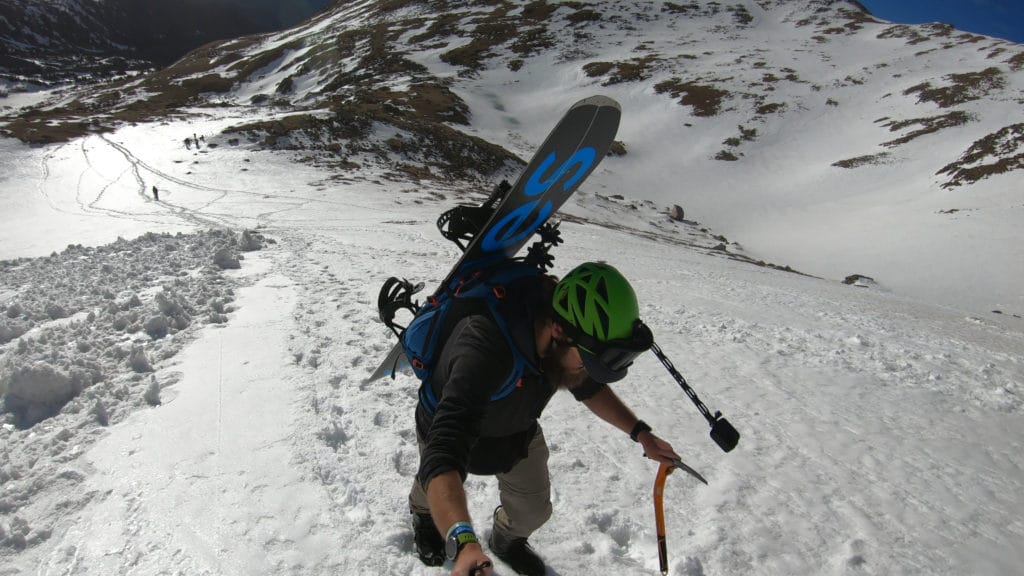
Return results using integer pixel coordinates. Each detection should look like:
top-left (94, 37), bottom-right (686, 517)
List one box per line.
top-left (482, 147), bottom-right (596, 252)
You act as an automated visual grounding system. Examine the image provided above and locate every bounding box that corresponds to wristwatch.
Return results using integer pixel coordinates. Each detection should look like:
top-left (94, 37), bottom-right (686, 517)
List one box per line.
top-left (630, 419), bottom-right (652, 442)
top-left (445, 522), bottom-right (479, 561)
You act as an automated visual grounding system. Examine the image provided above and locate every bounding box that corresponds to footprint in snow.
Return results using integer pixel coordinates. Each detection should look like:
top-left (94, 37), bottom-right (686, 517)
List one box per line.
top-left (846, 538), bottom-right (868, 569)
top-left (674, 556), bottom-right (706, 576)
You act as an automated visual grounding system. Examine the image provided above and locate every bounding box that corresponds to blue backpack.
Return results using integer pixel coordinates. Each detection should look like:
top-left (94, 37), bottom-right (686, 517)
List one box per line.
top-left (380, 261), bottom-right (544, 413)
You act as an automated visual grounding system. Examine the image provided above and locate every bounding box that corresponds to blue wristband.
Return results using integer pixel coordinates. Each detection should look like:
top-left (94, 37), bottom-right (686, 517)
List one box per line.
top-left (446, 521), bottom-right (475, 540)
top-left (445, 521), bottom-right (478, 561)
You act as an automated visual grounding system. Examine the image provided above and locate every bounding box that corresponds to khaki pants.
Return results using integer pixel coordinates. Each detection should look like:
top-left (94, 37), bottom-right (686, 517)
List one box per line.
top-left (409, 425), bottom-right (553, 540)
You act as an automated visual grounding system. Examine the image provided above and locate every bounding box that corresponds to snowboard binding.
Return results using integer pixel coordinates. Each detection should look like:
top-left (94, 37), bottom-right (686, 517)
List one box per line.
top-left (378, 277), bottom-right (424, 338)
top-left (523, 221), bottom-right (562, 272)
top-left (437, 180), bottom-right (511, 252)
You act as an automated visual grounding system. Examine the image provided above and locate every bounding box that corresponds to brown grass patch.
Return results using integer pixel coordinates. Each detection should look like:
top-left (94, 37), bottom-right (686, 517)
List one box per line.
top-left (756, 102), bottom-right (785, 115)
top-left (226, 40), bottom-right (301, 80)
top-left (881, 111), bottom-right (973, 147)
top-left (1, 118), bottom-right (98, 145)
top-left (440, 10), bottom-right (517, 71)
top-left (583, 56), bottom-right (660, 85)
top-left (832, 153), bottom-right (891, 168)
top-left (904, 67), bottom-right (1006, 108)
top-left (937, 123), bottom-right (1024, 188)
top-left (223, 112), bottom-right (371, 149)
top-left (521, 1), bottom-right (559, 21)
top-left (663, 2), bottom-right (720, 17)
top-left (655, 79), bottom-right (729, 117)
top-left (877, 25), bottom-right (931, 45)
top-left (1007, 52), bottom-right (1024, 72)
top-left (728, 5), bottom-right (753, 26)
top-left (510, 28), bottom-right (556, 57)
top-left (565, 8), bottom-right (601, 24)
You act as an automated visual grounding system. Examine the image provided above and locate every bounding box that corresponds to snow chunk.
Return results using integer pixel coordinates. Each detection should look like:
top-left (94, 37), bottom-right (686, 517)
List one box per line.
top-left (213, 247), bottom-right (241, 269)
top-left (129, 346), bottom-right (153, 373)
top-left (6, 302), bottom-right (24, 318)
top-left (2, 362), bottom-right (86, 429)
top-left (0, 320), bottom-right (28, 345)
top-left (144, 375), bottom-right (161, 406)
top-left (144, 315), bottom-right (170, 339)
top-left (238, 229), bottom-right (265, 252)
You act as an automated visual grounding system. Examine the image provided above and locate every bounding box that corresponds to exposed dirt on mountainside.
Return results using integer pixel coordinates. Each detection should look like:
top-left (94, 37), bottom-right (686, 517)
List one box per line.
top-left (3, 0), bottom-right (1022, 186)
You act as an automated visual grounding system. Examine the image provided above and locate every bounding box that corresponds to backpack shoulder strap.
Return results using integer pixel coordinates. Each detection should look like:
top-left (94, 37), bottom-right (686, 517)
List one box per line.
top-left (407, 260), bottom-right (545, 412)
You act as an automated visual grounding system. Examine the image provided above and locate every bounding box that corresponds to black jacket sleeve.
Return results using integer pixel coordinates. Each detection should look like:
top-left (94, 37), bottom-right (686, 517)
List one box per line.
top-left (416, 315), bottom-right (514, 490)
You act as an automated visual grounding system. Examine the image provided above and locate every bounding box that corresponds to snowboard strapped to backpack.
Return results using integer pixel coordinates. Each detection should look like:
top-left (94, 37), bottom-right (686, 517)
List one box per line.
top-left (377, 182), bottom-right (563, 413)
top-left (383, 260), bottom-right (545, 413)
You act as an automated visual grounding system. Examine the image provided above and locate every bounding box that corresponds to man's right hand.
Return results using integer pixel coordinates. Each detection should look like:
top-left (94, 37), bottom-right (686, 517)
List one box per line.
top-left (452, 543), bottom-right (493, 576)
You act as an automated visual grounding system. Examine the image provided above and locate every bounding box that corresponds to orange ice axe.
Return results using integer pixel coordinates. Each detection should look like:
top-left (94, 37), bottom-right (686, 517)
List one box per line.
top-left (654, 458), bottom-right (707, 574)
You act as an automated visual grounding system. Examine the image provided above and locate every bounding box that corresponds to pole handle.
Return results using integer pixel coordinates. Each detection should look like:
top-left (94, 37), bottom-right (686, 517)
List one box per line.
top-left (711, 414), bottom-right (740, 453)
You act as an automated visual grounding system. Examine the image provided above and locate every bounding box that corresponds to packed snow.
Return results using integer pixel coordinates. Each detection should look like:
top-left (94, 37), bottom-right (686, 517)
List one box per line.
top-left (2, 2), bottom-right (1024, 575)
top-left (1, 103), bottom-right (1021, 575)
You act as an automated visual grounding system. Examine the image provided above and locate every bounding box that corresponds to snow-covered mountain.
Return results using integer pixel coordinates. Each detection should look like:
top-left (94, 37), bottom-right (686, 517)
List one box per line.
top-left (3, 0), bottom-right (1021, 314)
top-left (1, 1), bottom-right (1022, 575)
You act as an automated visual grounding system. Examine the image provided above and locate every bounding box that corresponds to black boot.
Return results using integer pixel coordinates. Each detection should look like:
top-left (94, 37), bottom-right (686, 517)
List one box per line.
top-left (489, 528), bottom-right (547, 576)
top-left (412, 512), bottom-right (444, 567)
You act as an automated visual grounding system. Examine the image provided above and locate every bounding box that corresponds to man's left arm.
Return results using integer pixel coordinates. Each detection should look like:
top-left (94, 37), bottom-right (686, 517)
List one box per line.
top-left (581, 385), bottom-right (680, 464)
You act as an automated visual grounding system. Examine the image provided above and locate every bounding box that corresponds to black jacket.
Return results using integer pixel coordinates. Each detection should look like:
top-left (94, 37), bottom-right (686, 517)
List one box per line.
top-left (415, 275), bottom-right (604, 489)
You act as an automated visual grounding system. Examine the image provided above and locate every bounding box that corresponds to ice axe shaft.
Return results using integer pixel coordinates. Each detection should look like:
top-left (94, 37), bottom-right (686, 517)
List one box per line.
top-left (654, 462), bottom-right (671, 575)
top-left (653, 458), bottom-right (707, 575)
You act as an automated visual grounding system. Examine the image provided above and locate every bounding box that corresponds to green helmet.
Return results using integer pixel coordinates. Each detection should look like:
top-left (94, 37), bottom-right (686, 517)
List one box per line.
top-left (553, 262), bottom-right (639, 341)
top-left (552, 262), bottom-right (651, 383)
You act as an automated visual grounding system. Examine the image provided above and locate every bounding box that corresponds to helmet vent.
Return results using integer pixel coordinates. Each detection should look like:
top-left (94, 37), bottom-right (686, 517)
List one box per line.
top-left (596, 308), bottom-right (610, 340)
top-left (574, 285), bottom-right (588, 321)
top-left (595, 276), bottom-right (610, 301)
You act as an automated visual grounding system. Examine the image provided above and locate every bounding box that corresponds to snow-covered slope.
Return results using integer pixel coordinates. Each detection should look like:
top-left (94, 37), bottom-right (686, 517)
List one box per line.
top-left (0, 128), bottom-right (1021, 574)
top-left (1, 1), bottom-right (1023, 575)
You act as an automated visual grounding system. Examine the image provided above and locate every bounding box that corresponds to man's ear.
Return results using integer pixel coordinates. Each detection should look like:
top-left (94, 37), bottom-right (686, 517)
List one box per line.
top-left (549, 320), bottom-right (562, 338)
top-left (551, 320), bottom-right (571, 342)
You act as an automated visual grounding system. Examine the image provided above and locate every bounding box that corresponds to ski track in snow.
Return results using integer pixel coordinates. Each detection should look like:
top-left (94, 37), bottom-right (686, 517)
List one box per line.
top-left (2, 119), bottom-right (1023, 575)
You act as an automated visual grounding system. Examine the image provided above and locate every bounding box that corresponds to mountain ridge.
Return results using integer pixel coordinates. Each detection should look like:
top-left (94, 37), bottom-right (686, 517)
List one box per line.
top-left (4, 0), bottom-right (1020, 189)
top-left (0, 0), bottom-right (331, 85)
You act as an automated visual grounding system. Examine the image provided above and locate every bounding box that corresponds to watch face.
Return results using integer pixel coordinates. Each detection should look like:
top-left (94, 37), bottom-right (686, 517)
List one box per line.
top-left (445, 534), bottom-right (459, 560)
top-left (445, 529), bottom-right (478, 560)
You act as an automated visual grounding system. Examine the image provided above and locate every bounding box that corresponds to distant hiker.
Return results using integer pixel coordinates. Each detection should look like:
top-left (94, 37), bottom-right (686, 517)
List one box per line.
top-left (409, 262), bottom-right (679, 576)
top-left (152, 186), bottom-right (159, 201)
top-left (184, 138), bottom-right (192, 150)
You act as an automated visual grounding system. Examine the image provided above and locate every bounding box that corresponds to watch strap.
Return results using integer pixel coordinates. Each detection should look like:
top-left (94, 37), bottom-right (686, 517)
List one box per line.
top-left (454, 531), bottom-right (479, 547)
top-left (630, 420), bottom-right (652, 442)
top-left (446, 521), bottom-right (475, 540)
top-left (445, 521), bottom-right (478, 560)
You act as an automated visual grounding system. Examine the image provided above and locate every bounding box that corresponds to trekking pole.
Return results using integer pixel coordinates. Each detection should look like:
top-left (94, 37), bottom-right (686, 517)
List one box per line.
top-left (653, 458), bottom-right (707, 575)
top-left (650, 342), bottom-right (740, 453)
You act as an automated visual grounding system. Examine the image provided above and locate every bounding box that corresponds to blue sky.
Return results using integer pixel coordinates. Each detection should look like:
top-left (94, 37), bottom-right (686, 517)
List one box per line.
top-left (858, 1), bottom-right (1024, 44)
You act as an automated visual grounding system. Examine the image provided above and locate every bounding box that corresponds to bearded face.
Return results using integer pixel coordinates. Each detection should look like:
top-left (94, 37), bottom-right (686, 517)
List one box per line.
top-left (541, 337), bottom-right (589, 391)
